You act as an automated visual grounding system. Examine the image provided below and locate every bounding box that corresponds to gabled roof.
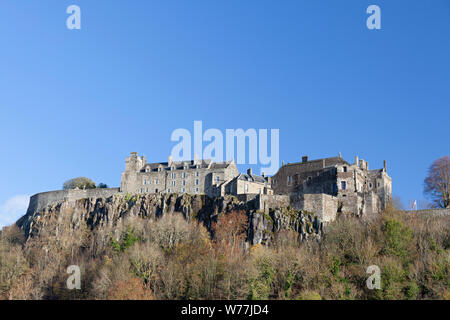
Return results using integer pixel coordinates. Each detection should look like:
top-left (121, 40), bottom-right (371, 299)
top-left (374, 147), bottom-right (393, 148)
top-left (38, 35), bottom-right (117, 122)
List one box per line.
top-left (141, 159), bottom-right (234, 172)
top-left (236, 173), bottom-right (267, 184)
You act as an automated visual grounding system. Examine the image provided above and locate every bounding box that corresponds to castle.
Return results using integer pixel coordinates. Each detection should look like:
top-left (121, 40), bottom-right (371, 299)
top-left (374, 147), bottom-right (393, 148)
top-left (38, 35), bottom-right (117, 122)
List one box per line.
top-left (120, 152), bottom-right (273, 198)
top-left (23, 152), bottom-right (392, 226)
top-left (272, 154), bottom-right (392, 220)
top-left (120, 152), bottom-right (391, 220)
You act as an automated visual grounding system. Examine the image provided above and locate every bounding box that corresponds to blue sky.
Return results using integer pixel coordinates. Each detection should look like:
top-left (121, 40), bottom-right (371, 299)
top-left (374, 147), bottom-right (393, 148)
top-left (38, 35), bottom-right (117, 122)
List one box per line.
top-left (0, 1), bottom-right (449, 226)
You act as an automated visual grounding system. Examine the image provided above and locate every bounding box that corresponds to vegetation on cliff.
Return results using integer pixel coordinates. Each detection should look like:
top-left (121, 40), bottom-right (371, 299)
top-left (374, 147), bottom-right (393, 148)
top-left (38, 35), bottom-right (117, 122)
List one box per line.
top-left (0, 202), bottom-right (448, 300)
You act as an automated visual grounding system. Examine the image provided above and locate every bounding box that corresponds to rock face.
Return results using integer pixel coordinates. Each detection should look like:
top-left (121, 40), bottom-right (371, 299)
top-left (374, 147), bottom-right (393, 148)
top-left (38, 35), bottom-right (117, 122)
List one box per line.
top-left (17, 193), bottom-right (323, 244)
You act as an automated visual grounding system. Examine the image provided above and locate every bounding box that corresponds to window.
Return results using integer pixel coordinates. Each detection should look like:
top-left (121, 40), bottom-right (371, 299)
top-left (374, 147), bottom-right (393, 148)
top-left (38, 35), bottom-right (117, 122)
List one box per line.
top-left (377, 182), bottom-right (380, 187)
top-left (341, 181), bottom-right (347, 190)
top-left (245, 184), bottom-right (249, 193)
top-left (195, 187), bottom-right (199, 193)
top-left (158, 167), bottom-right (162, 172)
top-left (195, 179), bottom-right (199, 185)
top-left (171, 166), bottom-right (175, 171)
top-left (155, 179), bottom-right (159, 185)
top-left (216, 176), bottom-right (220, 182)
top-left (140, 188), bottom-right (143, 193)
top-left (196, 171), bottom-right (199, 177)
top-left (182, 180), bottom-right (186, 186)
top-left (146, 188), bottom-right (148, 193)
top-left (196, 165), bottom-right (200, 169)
top-left (143, 179), bottom-right (146, 185)
top-left (155, 188), bottom-right (158, 193)
top-left (171, 172), bottom-right (176, 179)
top-left (182, 172), bottom-right (186, 178)
top-left (343, 166), bottom-right (347, 172)
top-left (307, 176), bottom-right (312, 182)
top-left (369, 183), bottom-right (372, 189)
top-left (287, 176), bottom-right (292, 184)
top-left (167, 188), bottom-right (171, 193)
top-left (145, 168), bottom-right (149, 173)
top-left (171, 181), bottom-right (176, 186)
top-left (182, 188), bottom-right (185, 192)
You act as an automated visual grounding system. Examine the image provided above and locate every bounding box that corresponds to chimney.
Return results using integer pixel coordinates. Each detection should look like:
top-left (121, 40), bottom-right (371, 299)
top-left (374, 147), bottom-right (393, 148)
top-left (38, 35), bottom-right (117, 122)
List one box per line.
top-left (168, 155), bottom-right (173, 166)
top-left (282, 161), bottom-right (285, 166)
top-left (261, 171), bottom-right (265, 178)
top-left (302, 155), bottom-right (308, 163)
top-left (194, 154), bottom-right (198, 164)
top-left (247, 168), bottom-right (252, 176)
top-left (355, 156), bottom-right (359, 167)
top-left (339, 152), bottom-right (342, 158)
top-left (383, 160), bottom-right (387, 172)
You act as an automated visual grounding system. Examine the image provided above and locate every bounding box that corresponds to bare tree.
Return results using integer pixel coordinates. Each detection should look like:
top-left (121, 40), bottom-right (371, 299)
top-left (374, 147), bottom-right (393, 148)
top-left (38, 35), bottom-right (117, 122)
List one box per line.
top-left (424, 156), bottom-right (450, 208)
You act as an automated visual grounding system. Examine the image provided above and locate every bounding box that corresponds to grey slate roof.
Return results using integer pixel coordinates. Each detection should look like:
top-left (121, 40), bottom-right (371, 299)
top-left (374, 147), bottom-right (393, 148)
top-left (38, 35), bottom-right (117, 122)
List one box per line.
top-left (237, 173), bottom-right (267, 184)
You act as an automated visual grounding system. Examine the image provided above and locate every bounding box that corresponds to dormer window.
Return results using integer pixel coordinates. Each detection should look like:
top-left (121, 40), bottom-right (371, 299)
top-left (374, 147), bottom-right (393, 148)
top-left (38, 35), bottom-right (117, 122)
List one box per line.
top-left (196, 165), bottom-right (200, 169)
top-left (343, 166), bottom-right (347, 172)
top-left (171, 166), bottom-right (175, 171)
top-left (145, 168), bottom-right (150, 173)
top-left (158, 167), bottom-right (162, 172)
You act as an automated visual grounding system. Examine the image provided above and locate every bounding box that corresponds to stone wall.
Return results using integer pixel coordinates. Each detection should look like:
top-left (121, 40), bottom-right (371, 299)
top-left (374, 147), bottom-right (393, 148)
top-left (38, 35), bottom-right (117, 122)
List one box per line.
top-left (256, 194), bottom-right (290, 213)
top-left (25, 188), bottom-right (120, 217)
top-left (402, 208), bottom-right (450, 216)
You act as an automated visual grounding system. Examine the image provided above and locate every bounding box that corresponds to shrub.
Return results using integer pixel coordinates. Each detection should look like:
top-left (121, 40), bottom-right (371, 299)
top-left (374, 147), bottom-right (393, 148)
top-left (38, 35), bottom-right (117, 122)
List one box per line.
top-left (63, 177), bottom-right (96, 190)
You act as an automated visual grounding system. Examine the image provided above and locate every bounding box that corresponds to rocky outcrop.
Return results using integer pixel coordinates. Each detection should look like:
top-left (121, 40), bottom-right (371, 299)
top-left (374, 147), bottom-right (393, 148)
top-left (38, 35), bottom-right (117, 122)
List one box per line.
top-left (249, 207), bottom-right (322, 245)
top-left (17, 193), bottom-right (323, 244)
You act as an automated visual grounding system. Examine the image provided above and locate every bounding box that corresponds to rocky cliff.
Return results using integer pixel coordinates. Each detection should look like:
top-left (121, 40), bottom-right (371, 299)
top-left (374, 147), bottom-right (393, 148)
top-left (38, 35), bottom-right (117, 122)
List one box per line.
top-left (17, 193), bottom-right (323, 245)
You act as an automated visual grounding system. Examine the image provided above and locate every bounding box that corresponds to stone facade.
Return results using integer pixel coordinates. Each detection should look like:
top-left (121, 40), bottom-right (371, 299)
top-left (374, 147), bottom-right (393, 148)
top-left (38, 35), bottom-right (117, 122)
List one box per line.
top-left (224, 168), bottom-right (273, 196)
top-left (120, 152), bottom-right (274, 198)
top-left (272, 154), bottom-right (392, 220)
top-left (120, 152), bottom-right (240, 198)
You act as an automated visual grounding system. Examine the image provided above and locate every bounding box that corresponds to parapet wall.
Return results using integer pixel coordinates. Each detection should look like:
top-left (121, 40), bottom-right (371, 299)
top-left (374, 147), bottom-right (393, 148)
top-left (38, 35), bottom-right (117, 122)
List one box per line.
top-left (25, 188), bottom-right (120, 216)
top-left (403, 208), bottom-right (450, 216)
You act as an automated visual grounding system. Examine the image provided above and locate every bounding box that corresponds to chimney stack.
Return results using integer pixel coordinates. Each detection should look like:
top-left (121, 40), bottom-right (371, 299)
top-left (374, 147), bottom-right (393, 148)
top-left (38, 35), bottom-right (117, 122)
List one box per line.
top-left (355, 156), bottom-right (359, 167)
top-left (261, 171), bottom-right (265, 178)
top-left (383, 160), bottom-right (387, 172)
top-left (247, 168), bottom-right (252, 176)
top-left (168, 155), bottom-right (173, 166)
top-left (302, 155), bottom-right (308, 163)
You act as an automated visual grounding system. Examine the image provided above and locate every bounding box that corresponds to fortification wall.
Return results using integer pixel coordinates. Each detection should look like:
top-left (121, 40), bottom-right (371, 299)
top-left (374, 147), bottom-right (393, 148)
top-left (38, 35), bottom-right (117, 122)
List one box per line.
top-left (25, 188), bottom-right (120, 216)
top-left (403, 208), bottom-right (450, 216)
top-left (255, 194), bottom-right (290, 213)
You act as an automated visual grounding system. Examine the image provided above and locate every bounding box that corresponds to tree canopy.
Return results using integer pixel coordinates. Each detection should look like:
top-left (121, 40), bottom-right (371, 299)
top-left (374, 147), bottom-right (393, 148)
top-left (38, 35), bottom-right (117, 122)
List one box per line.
top-left (63, 177), bottom-right (96, 190)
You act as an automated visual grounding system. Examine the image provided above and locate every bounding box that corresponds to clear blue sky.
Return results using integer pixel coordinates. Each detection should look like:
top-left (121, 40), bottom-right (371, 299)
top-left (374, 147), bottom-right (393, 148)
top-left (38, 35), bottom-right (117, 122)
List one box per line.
top-left (0, 1), bottom-right (449, 226)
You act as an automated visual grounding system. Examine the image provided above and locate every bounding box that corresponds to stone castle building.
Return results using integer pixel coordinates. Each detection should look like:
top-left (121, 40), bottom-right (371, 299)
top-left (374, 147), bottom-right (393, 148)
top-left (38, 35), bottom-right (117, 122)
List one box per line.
top-left (271, 154), bottom-right (392, 219)
top-left (120, 152), bottom-right (272, 198)
top-left (120, 152), bottom-right (391, 220)
top-left (22, 152), bottom-right (392, 230)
